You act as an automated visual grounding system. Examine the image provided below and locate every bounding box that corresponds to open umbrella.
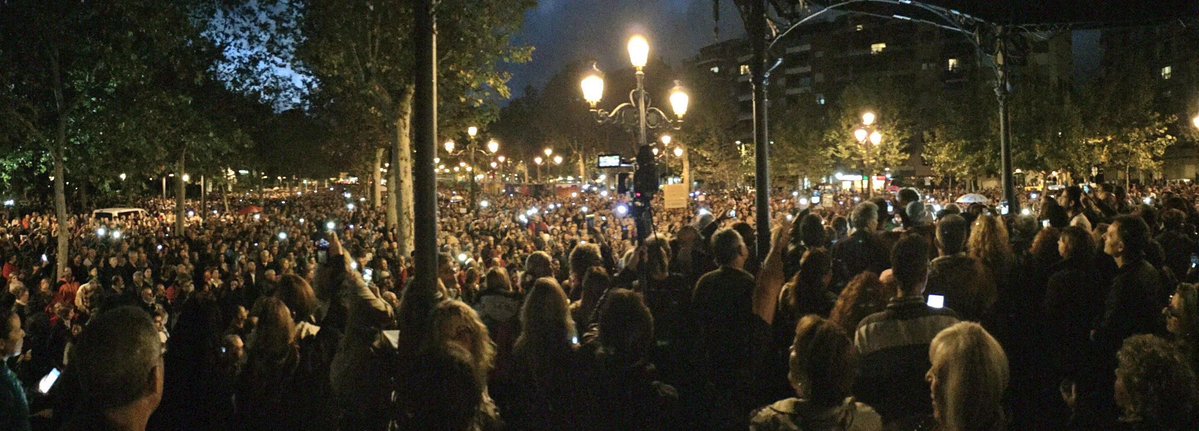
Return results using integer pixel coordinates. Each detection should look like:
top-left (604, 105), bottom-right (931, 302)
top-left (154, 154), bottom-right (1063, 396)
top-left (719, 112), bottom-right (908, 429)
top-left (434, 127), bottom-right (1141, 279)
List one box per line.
top-left (237, 205), bottom-right (263, 215)
top-left (955, 193), bottom-right (989, 204)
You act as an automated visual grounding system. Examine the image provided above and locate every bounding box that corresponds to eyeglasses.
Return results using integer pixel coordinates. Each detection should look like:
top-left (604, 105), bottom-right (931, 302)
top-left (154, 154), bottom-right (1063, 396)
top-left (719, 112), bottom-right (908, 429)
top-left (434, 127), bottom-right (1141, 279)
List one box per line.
top-left (1164, 305), bottom-right (1183, 319)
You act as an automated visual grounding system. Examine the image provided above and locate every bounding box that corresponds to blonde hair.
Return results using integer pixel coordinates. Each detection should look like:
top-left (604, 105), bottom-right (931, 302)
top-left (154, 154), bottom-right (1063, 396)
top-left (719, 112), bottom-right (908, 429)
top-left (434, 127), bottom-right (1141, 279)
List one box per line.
top-left (513, 277), bottom-right (576, 375)
top-left (430, 300), bottom-right (496, 383)
top-left (929, 322), bottom-right (1009, 431)
top-left (968, 214), bottom-right (1013, 279)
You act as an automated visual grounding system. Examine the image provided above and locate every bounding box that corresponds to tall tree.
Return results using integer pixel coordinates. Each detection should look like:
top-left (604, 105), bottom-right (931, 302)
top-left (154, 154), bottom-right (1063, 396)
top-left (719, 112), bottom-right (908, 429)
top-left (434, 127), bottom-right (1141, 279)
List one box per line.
top-left (0, 1), bottom-right (220, 277)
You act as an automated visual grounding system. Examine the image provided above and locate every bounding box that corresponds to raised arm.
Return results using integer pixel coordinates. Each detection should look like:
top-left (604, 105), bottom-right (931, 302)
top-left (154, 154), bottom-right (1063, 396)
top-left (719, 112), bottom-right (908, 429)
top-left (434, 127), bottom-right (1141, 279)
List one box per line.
top-left (753, 216), bottom-right (793, 326)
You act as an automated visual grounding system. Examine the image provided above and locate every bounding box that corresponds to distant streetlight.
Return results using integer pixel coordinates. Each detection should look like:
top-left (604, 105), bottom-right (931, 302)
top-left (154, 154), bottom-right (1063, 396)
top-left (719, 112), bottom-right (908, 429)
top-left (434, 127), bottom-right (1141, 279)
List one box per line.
top-left (534, 156), bottom-right (544, 182)
top-left (673, 147), bottom-right (684, 157)
top-left (553, 155), bottom-right (563, 165)
top-left (1192, 114), bottom-right (1199, 129)
top-left (119, 173), bottom-right (126, 181)
top-left (444, 140), bottom-right (456, 153)
top-left (467, 126), bottom-right (478, 138)
top-left (854, 112), bottom-right (883, 197)
top-left (544, 147), bottom-right (553, 157)
top-left (660, 134), bottom-right (672, 145)
top-left (487, 139), bottom-right (500, 154)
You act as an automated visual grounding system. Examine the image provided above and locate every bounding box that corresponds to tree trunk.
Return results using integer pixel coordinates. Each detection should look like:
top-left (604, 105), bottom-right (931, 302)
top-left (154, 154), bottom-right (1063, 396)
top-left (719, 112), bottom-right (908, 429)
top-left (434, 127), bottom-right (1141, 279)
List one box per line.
top-left (372, 147), bottom-right (384, 209)
top-left (175, 152), bottom-right (186, 233)
top-left (52, 140), bottom-right (68, 281)
top-left (200, 175), bottom-right (207, 219)
top-left (392, 85), bottom-right (416, 256)
top-left (79, 180), bottom-right (89, 212)
top-left (387, 145), bottom-right (398, 228)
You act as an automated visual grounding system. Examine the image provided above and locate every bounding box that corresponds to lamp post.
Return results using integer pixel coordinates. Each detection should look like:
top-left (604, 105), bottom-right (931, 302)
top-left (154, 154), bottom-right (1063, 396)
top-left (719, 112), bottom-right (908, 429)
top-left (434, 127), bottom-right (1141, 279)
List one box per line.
top-left (853, 112), bottom-right (883, 198)
top-left (444, 128), bottom-right (498, 215)
top-left (534, 156), bottom-right (543, 183)
top-left (581, 34), bottom-right (689, 243)
top-left (662, 134), bottom-right (689, 189)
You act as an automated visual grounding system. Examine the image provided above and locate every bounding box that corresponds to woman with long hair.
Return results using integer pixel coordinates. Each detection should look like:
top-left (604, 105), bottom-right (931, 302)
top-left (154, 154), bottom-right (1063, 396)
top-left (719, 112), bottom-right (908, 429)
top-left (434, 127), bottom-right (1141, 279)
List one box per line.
top-left (426, 299), bottom-right (502, 430)
top-left (927, 322), bottom-right (1009, 431)
top-left (751, 315), bottom-right (882, 431)
top-left (500, 277), bottom-right (585, 430)
top-left (236, 297), bottom-right (335, 430)
top-left (967, 214), bottom-right (1014, 284)
top-left (829, 272), bottom-right (890, 333)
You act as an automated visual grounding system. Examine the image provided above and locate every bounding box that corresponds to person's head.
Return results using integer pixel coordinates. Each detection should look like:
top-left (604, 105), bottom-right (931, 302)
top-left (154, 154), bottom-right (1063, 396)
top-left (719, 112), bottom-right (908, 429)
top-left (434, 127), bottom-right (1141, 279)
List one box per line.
top-left (644, 236), bottom-right (671, 276)
top-left (1060, 185), bottom-right (1083, 212)
top-left (483, 267), bottom-right (511, 293)
top-left (516, 277), bottom-right (576, 352)
top-left (1105, 215), bottom-right (1151, 263)
top-left (892, 234), bottom-right (931, 295)
top-left (1165, 283), bottom-right (1198, 340)
top-left (580, 266), bottom-right (612, 311)
top-left (712, 228), bottom-right (748, 269)
top-left (596, 289), bottom-right (654, 365)
top-left (898, 188), bottom-right (921, 207)
top-left (1041, 200), bottom-right (1070, 229)
top-left (69, 307), bottom-right (164, 420)
top-left (1058, 226), bottom-right (1095, 261)
top-left (1029, 227), bottom-right (1061, 263)
top-left (677, 225), bottom-right (701, 245)
top-left (1161, 209), bottom-right (1186, 233)
top-left (798, 214), bottom-right (826, 248)
top-left (430, 300), bottom-right (495, 381)
top-left (568, 242), bottom-right (603, 283)
top-left (395, 344), bottom-right (483, 431)
top-left (248, 297), bottom-right (296, 361)
top-left (0, 307), bottom-right (22, 360)
top-left (523, 251), bottom-right (554, 279)
top-left (222, 334), bottom-right (245, 363)
top-left (274, 274), bottom-right (318, 323)
top-left (788, 249), bottom-right (833, 310)
top-left (968, 214), bottom-right (1012, 270)
top-left (928, 322), bottom-right (1009, 431)
top-left (829, 272), bottom-right (889, 332)
top-left (788, 315), bottom-right (857, 409)
top-left (851, 201), bottom-right (880, 233)
top-left (935, 214), bottom-right (969, 256)
top-left (1115, 335), bottom-right (1198, 429)
top-left (438, 252), bottom-right (458, 289)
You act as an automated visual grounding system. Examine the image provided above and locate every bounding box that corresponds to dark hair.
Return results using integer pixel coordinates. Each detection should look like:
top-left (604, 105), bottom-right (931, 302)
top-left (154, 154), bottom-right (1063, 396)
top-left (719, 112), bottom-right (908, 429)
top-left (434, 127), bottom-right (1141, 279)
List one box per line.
top-left (935, 214), bottom-right (969, 255)
top-left (891, 234), bottom-right (930, 293)
top-left (851, 202), bottom-right (879, 231)
top-left (395, 344), bottom-right (484, 431)
top-left (1114, 215), bottom-right (1151, 261)
top-left (1162, 209), bottom-right (1186, 232)
top-left (711, 228), bottom-right (745, 266)
top-left (569, 243), bottom-right (603, 281)
top-left (579, 267), bottom-right (612, 327)
top-left (274, 274), bottom-right (318, 323)
top-left (69, 307), bottom-right (161, 410)
top-left (786, 249), bottom-right (832, 311)
top-left (1029, 227), bottom-right (1061, 263)
top-left (1059, 226), bottom-right (1094, 262)
top-left (597, 289), bottom-right (654, 365)
top-left (789, 315), bottom-right (857, 409)
top-left (799, 214), bottom-right (826, 248)
top-left (898, 188), bottom-right (920, 204)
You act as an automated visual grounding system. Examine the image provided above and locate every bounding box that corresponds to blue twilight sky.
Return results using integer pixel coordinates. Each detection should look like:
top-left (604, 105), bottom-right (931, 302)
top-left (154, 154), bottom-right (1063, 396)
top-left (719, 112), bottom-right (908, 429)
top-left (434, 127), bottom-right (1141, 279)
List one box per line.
top-left (502, 0), bottom-right (746, 97)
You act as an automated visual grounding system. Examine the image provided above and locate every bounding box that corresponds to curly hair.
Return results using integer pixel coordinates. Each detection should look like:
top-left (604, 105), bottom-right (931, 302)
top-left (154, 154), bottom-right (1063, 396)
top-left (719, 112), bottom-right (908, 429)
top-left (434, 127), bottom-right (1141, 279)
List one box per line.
top-left (1116, 335), bottom-right (1198, 429)
top-left (430, 299), bottom-right (497, 383)
top-left (829, 271), bottom-right (889, 332)
top-left (968, 215), bottom-right (1013, 281)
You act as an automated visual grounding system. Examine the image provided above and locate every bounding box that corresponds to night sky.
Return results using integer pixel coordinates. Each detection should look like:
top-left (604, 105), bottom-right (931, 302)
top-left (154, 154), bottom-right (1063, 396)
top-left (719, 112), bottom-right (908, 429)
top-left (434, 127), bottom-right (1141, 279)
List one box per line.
top-left (503, 0), bottom-right (746, 98)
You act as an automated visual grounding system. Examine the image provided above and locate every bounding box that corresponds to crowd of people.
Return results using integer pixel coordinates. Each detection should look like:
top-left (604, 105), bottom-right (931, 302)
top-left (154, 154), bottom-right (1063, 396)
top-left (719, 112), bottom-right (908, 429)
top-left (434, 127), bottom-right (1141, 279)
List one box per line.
top-left (0, 180), bottom-right (1196, 430)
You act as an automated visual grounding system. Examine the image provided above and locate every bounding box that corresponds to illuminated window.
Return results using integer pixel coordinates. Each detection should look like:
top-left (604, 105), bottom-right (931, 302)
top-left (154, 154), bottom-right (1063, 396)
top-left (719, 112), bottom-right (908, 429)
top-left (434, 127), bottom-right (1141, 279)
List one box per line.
top-left (947, 58), bottom-right (959, 71)
top-left (816, 94), bottom-right (826, 105)
top-left (1161, 65), bottom-right (1172, 80)
top-left (740, 64), bottom-right (750, 75)
top-left (870, 43), bottom-right (886, 54)
top-left (856, 24), bottom-right (864, 32)
top-left (710, 66), bottom-right (720, 74)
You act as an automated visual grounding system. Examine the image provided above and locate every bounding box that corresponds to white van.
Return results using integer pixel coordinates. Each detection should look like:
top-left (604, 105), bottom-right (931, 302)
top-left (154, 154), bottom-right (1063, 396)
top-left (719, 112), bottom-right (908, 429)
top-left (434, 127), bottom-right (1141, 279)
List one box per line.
top-left (92, 208), bottom-right (149, 219)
